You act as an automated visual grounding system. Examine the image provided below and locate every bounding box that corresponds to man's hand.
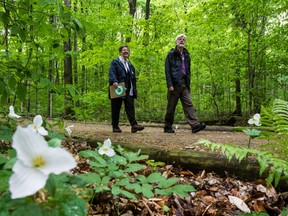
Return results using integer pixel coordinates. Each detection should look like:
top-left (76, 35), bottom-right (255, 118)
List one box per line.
top-left (168, 86), bottom-right (174, 92)
top-left (113, 82), bottom-right (118, 88)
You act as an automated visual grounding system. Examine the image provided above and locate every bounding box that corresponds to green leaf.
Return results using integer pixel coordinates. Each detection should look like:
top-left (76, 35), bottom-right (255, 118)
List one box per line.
top-left (0, 170), bottom-right (11, 191)
top-left (48, 131), bottom-right (65, 140)
top-left (8, 76), bottom-right (16, 89)
top-left (125, 183), bottom-right (141, 192)
top-left (136, 174), bottom-right (147, 183)
top-left (59, 194), bottom-right (87, 216)
top-left (120, 190), bottom-right (137, 200)
top-left (77, 173), bottom-right (101, 185)
top-left (123, 163), bottom-right (144, 173)
top-left (147, 172), bottom-right (166, 183)
top-left (126, 152), bottom-right (149, 163)
top-left (0, 125), bottom-right (13, 142)
top-left (142, 188), bottom-right (154, 198)
top-left (0, 11), bottom-right (10, 26)
top-left (11, 203), bottom-right (42, 216)
top-left (273, 169), bottom-right (282, 187)
top-left (115, 178), bottom-right (129, 186)
top-left (107, 163), bottom-right (119, 171)
top-left (158, 178), bottom-right (179, 188)
top-left (113, 155), bottom-right (127, 165)
top-left (3, 157), bottom-right (16, 170)
top-left (101, 176), bottom-right (110, 184)
top-left (48, 138), bottom-right (62, 147)
top-left (16, 83), bottom-right (27, 101)
top-left (171, 184), bottom-right (196, 197)
top-left (0, 153), bottom-right (7, 165)
top-left (155, 188), bottom-right (173, 196)
top-left (110, 170), bottom-right (123, 178)
top-left (242, 129), bottom-right (261, 138)
top-left (45, 174), bottom-right (57, 197)
top-left (111, 185), bottom-right (121, 195)
top-left (266, 171), bottom-right (274, 187)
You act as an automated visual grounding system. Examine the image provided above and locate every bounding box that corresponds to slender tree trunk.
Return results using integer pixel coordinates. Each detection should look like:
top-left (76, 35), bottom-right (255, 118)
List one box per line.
top-left (234, 68), bottom-right (242, 116)
top-left (247, 29), bottom-right (254, 115)
top-left (48, 15), bottom-right (55, 118)
top-left (126, 0), bottom-right (137, 43)
top-left (63, 0), bottom-right (74, 118)
top-left (143, 0), bottom-right (150, 46)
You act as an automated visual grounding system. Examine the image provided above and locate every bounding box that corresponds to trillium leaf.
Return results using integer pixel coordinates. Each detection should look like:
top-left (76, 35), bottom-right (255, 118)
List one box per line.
top-left (48, 138), bottom-right (62, 147)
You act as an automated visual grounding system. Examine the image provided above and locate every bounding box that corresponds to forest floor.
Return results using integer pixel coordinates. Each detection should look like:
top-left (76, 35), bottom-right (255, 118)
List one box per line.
top-left (65, 121), bottom-right (288, 216)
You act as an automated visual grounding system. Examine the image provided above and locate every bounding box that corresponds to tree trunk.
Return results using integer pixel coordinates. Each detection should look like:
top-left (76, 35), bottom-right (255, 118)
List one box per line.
top-left (247, 29), bottom-right (254, 115)
top-left (234, 68), bottom-right (242, 116)
top-left (63, 0), bottom-right (74, 118)
top-left (126, 0), bottom-right (137, 43)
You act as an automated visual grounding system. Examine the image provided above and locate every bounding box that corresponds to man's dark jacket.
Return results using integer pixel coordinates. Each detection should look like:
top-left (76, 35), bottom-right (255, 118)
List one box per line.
top-left (165, 47), bottom-right (191, 91)
top-left (108, 58), bottom-right (137, 98)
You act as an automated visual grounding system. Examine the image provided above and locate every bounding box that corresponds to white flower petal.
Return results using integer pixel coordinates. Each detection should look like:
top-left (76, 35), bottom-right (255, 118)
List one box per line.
top-left (27, 124), bottom-right (37, 132)
top-left (12, 127), bottom-right (48, 166)
top-left (9, 126), bottom-right (76, 199)
top-left (106, 148), bottom-right (115, 157)
top-left (248, 119), bottom-right (254, 124)
top-left (8, 106), bottom-right (21, 119)
top-left (254, 113), bottom-right (260, 120)
top-left (9, 161), bottom-right (48, 199)
top-left (34, 115), bottom-right (43, 127)
top-left (103, 138), bottom-right (112, 148)
top-left (37, 127), bottom-right (48, 136)
top-left (40, 147), bottom-right (76, 175)
top-left (98, 147), bottom-right (105, 155)
top-left (9, 105), bottom-right (14, 113)
top-left (65, 125), bottom-right (74, 136)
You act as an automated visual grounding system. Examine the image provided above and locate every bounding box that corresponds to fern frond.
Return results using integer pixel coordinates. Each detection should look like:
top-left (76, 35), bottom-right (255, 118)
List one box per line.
top-left (273, 99), bottom-right (288, 121)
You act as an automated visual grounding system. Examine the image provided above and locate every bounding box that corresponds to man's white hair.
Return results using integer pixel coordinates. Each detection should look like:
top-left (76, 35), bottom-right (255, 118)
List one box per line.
top-left (175, 34), bottom-right (186, 43)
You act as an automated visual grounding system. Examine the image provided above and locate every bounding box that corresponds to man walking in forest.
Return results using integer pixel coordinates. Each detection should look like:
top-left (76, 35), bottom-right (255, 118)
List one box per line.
top-left (164, 34), bottom-right (206, 133)
top-left (108, 45), bottom-right (144, 133)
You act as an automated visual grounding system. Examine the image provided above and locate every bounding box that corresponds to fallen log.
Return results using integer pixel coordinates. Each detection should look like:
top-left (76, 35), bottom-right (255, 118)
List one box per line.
top-left (84, 137), bottom-right (288, 191)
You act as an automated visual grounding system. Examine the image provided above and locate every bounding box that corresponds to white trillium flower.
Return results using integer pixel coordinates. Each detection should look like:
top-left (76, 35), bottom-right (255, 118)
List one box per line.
top-left (98, 138), bottom-right (115, 157)
top-left (8, 105), bottom-right (21, 119)
top-left (248, 113), bottom-right (261, 126)
top-left (28, 115), bottom-right (48, 136)
top-left (9, 127), bottom-right (76, 199)
top-left (65, 125), bottom-right (74, 136)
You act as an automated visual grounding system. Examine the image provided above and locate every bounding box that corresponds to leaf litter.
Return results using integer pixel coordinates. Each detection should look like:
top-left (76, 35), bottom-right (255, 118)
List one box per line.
top-left (64, 138), bottom-right (288, 216)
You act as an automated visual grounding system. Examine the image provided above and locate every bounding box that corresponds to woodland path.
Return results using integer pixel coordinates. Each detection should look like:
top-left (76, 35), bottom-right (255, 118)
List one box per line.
top-left (69, 121), bottom-right (269, 180)
top-left (70, 121), bottom-right (262, 150)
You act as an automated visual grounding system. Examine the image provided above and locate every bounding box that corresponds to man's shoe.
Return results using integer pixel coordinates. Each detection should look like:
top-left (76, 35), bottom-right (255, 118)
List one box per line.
top-left (131, 125), bottom-right (144, 133)
top-left (113, 126), bottom-right (122, 133)
top-left (164, 127), bottom-right (175, 133)
top-left (192, 123), bottom-right (206, 133)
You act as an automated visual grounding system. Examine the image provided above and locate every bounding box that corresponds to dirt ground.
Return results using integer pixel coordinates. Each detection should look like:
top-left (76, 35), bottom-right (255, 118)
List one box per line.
top-left (70, 122), bottom-right (265, 151)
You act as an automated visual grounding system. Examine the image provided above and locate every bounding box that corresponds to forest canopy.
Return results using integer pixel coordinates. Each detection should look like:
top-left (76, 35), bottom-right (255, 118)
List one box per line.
top-left (0, 0), bottom-right (287, 123)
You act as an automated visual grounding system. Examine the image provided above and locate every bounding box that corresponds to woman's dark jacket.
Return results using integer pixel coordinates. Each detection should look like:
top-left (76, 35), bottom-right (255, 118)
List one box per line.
top-left (165, 47), bottom-right (191, 91)
top-left (108, 58), bottom-right (137, 98)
